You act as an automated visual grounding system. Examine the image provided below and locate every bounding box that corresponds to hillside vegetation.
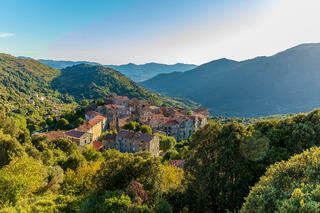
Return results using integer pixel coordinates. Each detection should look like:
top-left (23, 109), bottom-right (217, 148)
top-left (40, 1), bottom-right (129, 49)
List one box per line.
top-left (0, 54), bottom-right (75, 124)
top-left (142, 43), bottom-right (320, 117)
top-left (52, 64), bottom-right (199, 108)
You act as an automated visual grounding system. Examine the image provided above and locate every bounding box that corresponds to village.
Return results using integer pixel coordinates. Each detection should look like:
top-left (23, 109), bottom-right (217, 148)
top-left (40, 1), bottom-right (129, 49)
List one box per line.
top-left (40, 95), bottom-right (210, 157)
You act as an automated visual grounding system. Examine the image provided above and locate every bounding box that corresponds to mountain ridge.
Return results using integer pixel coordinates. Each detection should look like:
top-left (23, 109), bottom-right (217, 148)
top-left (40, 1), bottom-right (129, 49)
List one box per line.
top-left (17, 56), bottom-right (197, 82)
top-left (141, 43), bottom-right (320, 117)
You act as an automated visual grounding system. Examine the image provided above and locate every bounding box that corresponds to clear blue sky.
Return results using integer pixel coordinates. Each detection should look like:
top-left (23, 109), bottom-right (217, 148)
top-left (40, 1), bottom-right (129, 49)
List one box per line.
top-left (1, 0), bottom-right (319, 64)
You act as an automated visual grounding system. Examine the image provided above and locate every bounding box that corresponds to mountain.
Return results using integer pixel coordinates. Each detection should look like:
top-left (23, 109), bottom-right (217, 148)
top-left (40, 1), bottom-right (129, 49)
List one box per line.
top-left (51, 64), bottom-right (199, 108)
top-left (141, 43), bottom-right (320, 117)
top-left (19, 57), bottom-right (197, 82)
top-left (37, 59), bottom-right (102, 69)
top-left (105, 62), bottom-right (197, 82)
top-left (18, 57), bottom-right (102, 69)
top-left (0, 53), bottom-right (76, 121)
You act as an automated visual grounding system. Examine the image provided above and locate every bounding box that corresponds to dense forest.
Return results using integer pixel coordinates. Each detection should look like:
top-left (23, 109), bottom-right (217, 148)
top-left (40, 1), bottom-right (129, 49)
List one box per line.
top-left (2, 106), bottom-right (320, 212)
top-left (142, 43), bottom-right (320, 117)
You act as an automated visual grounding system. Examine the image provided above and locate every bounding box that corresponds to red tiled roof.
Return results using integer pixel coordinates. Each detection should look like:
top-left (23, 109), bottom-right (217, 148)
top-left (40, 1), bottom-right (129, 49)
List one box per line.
top-left (105, 104), bottom-right (118, 109)
top-left (86, 111), bottom-right (99, 117)
top-left (93, 141), bottom-right (104, 151)
top-left (91, 115), bottom-right (107, 121)
top-left (112, 96), bottom-right (129, 101)
top-left (165, 120), bottom-right (179, 125)
top-left (118, 130), bottom-right (156, 142)
top-left (40, 131), bottom-right (65, 141)
top-left (65, 130), bottom-right (86, 138)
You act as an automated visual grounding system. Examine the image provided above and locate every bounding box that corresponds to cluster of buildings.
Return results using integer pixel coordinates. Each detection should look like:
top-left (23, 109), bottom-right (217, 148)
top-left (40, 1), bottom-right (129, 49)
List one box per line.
top-left (39, 95), bottom-right (210, 156)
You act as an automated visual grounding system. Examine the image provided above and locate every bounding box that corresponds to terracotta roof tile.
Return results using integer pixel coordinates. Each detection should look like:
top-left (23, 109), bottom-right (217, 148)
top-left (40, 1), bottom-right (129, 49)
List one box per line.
top-left (93, 141), bottom-right (104, 151)
top-left (65, 130), bottom-right (86, 138)
top-left (40, 131), bottom-right (65, 141)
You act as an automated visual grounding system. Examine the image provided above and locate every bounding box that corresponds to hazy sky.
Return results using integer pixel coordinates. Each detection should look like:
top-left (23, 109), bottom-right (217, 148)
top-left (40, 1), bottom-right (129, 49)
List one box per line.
top-left (0, 0), bottom-right (320, 65)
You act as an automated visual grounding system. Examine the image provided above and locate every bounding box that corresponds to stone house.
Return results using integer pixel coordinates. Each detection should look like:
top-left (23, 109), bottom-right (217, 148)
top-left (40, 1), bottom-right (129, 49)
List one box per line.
top-left (64, 130), bottom-right (93, 151)
top-left (103, 130), bottom-right (160, 156)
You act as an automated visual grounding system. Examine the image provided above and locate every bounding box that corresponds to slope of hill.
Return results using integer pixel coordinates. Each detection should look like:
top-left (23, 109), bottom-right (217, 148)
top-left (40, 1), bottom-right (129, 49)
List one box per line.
top-left (0, 53), bottom-right (76, 122)
top-left (141, 43), bottom-right (320, 117)
top-left (51, 64), bottom-right (199, 108)
top-left (105, 62), bottom-right (197, 82)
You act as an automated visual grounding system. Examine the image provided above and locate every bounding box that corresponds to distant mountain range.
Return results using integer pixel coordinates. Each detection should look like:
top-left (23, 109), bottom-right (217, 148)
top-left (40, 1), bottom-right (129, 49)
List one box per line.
top-left (18, 57), bottom-right (197, 82)
top-left (105, 63), bottom-right (197, 82)
top-left (141, 43), bottom-right (320, 117)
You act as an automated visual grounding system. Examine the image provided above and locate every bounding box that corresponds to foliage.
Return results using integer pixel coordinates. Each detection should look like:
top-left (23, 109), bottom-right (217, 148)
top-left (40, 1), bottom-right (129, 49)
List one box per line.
top-left (156, 134), bottom-right (176, 153)
top-left (123, 121), bottom-right (141, 132)
top-left (140, 125), bottom-right (152, 134)
top-left (162, 165), bottom-right (185, 193)
top-left (185, 109), bottom-right (320, 212)
top-left (62, 161), bottom-right (101, 196)
top-left (241, 146), bottom-right (320, 213)
top-left (97, 150), bottom-right (164, 202)
top-left (0, 156), bottom-right (48, 208)
top-left (153, 198), bottom-right (172, 213)
top-left (82, 145), bottom-right (102, 162)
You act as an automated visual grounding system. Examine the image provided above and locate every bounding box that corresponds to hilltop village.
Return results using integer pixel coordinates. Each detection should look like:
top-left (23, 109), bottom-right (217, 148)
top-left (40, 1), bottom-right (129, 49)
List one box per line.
top-left (40, 95), bottom-right (210, 156)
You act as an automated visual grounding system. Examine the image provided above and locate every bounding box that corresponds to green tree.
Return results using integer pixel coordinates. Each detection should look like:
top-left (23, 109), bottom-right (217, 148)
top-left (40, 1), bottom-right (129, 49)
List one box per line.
top-left (123, 121), bottom-right (141, 132)
top-left (0, 156), bottom-right (48, 208)
top-left (75, 117), bottom-right (86, 127)
top-left (56, 118), bottom-right (69, 130)
top-left (82, 145), bottom-right (102, 162)
top-left (0, 129), bottom-right (25, 168)
top-left (157, 135), bottom-right (176, 153)
top-left (81, 100), bottom-right (90, 106)
top-left (140, 125), bottom-right (152, 134)
top-left (185, 121), bottom-right (253, 212)
top-left (96, 150), bottom-right (163, 203)
top-left (153, 198), bottom-right (172, 213)
top-left (241, 146), bottom-right (320, 213)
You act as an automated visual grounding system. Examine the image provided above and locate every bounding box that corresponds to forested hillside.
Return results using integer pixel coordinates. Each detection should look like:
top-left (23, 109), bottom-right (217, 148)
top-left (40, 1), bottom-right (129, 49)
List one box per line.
top-left (52, 64), bottom-right (199, 108)
top-left (0, 54), bottom-right (76, 126)
top-left (142, 43), bottom-right (320, 117)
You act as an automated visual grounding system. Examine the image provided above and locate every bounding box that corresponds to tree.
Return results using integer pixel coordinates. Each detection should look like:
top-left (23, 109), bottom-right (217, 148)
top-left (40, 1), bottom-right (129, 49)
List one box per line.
top-left (75, 117), bottom-right (86, 126)
top-left (82, 145), bottom-right (102, 162)
top-left (96, 150), bottom-right (163, 203)
top-left (50, 138), bottom-right (78, 155)
top-left (157, 135), bottom-right (176, 153)
top-left (62, 161), bottom-right (101, 196)
top-left (97, 99), bottom-right (105, 106)
top-left (126, 180), bottom-right (148, 204)
top-left (185, 121), bottom-right (253, 212)
top-left (162, 165), bottom-right (184, 193)
top-left (0, 156), bottom-right (48, 208)
top-left (81, 100), bottom-right (90, 106)
top-left (56, 118), bottom-right (69, 130)
top-left (153, 198), bottom-right (172, 213)
top-left (0, 129), bottom-right (25, 168)
top-left (123, 121), bottom-right (141, 132)
top-left (241, 146), bottom-right (320, 213)
top-left (140, 125), bottom-right (152, 134)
